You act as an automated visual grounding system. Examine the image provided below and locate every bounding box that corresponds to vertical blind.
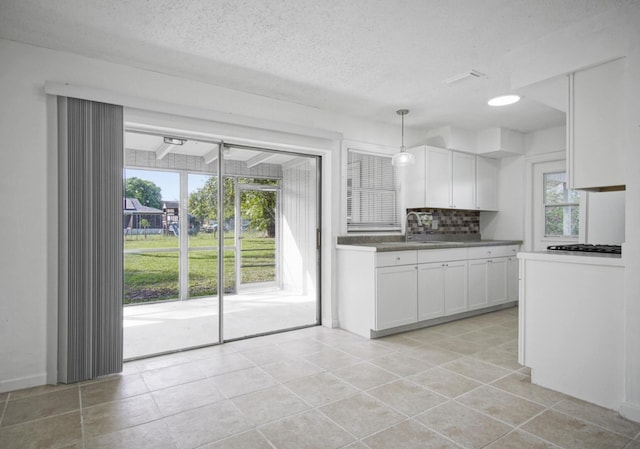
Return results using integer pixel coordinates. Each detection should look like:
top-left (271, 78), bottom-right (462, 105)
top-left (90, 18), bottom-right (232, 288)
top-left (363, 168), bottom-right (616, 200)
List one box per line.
top-left (58, 97), bottom-right (124, 383)
top-left (346, 149), bottom-right (399, 231)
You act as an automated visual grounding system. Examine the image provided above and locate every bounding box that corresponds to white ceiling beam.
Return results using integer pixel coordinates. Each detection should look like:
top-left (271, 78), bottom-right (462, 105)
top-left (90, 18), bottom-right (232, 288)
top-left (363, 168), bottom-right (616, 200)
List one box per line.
top-left (246, 152), bottom-right (278, 168)
top-left (155, 142), bottom-right (174, 160)
top-left (203, 145), bottom-right (221, 164)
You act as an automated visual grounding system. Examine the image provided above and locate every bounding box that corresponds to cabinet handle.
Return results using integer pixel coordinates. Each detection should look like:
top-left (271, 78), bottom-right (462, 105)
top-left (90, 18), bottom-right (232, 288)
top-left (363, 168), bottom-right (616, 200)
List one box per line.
top-left (488, 260), bottom-right (493, 263)
top-left (397, 257), bottom-right (401, 261)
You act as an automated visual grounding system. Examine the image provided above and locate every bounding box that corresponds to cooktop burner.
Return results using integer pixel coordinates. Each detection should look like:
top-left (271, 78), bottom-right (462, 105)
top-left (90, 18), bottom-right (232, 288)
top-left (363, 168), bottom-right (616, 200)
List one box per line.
top-left (547, 244), bottom-right (622, 255)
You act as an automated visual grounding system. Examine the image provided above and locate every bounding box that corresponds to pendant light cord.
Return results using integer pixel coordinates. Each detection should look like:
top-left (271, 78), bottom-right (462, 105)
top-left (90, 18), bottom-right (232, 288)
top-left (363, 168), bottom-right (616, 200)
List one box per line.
top-left (401, 113), bottom-right (405, 150)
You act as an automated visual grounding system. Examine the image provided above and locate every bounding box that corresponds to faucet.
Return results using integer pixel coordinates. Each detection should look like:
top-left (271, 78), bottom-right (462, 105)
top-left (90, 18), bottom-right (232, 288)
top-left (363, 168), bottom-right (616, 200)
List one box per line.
top-left (405, 211), bottom-right (433, 242)
top-left (405, 211), bottom-right (421, 242)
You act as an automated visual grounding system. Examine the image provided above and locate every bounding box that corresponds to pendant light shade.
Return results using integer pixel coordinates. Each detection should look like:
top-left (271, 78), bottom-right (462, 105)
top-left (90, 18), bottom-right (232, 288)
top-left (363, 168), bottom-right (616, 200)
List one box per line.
top-left (391, 109), bottom-right (414, 167)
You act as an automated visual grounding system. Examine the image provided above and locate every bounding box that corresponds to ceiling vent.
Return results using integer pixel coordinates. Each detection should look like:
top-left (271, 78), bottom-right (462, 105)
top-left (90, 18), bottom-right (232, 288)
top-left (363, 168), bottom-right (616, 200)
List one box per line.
top-left (444, 70), bottom-right (487, 85)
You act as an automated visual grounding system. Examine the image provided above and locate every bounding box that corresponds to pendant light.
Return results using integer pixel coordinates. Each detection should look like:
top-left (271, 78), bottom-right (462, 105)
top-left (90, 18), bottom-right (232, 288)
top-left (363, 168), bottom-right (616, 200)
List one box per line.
top-left (391, 109), bottom-right (414, 166)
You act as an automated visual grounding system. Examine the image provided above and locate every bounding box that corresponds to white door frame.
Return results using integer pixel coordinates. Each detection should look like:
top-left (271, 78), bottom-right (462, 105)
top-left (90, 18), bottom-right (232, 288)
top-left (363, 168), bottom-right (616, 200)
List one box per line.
top-left (524, 151), bottom-right (567, 252)
top-left (236, 182), bottom-right (281, 292)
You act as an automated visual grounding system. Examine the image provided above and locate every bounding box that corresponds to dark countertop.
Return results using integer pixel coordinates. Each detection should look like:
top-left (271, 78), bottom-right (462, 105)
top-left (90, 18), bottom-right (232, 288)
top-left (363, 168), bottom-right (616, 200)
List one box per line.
top-left (336, 239), bottom-right (522, 252)
top-left (518, 250), bottom-right (624, 267)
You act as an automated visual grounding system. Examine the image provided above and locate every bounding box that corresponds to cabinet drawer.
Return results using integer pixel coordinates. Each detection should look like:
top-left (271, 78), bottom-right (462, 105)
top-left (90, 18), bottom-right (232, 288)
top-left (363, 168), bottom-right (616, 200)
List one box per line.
top-left (468, 245), bottom-right (508, 259)
top-left (376, 250), bottom-right (418, 267)
top-left (418, 248), bottom-right (468, 264)
top-left (505, 245), bottom-right (520, 257)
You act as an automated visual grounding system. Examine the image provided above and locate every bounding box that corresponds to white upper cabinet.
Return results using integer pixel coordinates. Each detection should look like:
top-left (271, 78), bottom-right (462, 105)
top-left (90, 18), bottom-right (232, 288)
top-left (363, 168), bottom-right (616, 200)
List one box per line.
top-left (426, 147), bottom-right (453, 208)
top-left (406, 146), bottom-right (426, 208)
top-left (476, 156), bottom-right (498, 211)
top-left (568, 58), bottom-right (626, 190)
top-left (406, 145), bottom-right (497, 211)
top-left (407, 146), bottom-right (451, 208)
top-left (451, 151), bottom-right (476, 209)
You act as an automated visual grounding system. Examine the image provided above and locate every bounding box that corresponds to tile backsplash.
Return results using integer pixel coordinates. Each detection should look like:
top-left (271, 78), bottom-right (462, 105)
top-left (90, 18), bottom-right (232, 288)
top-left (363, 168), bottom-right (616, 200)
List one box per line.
top-left (407, 208), bottom-right (480, 238)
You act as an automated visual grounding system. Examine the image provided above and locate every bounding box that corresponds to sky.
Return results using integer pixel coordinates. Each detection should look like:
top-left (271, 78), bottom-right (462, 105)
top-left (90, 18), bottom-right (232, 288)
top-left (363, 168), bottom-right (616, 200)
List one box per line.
top-left (124, 168), bottom-right (210, 201)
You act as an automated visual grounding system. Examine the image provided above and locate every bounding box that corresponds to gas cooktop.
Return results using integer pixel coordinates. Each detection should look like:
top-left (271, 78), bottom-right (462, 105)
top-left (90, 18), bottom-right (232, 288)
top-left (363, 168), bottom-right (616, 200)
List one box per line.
top-left (547, 244), bottom-right (622, 255)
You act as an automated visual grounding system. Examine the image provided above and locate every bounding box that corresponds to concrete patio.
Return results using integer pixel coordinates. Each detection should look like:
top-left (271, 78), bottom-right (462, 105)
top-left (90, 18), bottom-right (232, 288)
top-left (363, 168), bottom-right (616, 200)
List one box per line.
top-left (123, 290), bottom-right (317, 359)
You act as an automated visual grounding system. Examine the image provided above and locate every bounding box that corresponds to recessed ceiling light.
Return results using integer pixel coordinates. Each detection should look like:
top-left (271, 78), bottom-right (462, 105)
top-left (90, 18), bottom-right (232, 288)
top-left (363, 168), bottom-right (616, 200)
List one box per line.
top-left (488, 94), bottom-right (521, 106)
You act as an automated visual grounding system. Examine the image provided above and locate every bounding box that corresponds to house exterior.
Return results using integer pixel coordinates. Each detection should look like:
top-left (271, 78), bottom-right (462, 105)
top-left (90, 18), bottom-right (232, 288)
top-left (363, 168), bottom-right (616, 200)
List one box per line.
top-left (0, 5), bottom-right (638, 422)
top-left (123, 198), bottom-right (163, 233)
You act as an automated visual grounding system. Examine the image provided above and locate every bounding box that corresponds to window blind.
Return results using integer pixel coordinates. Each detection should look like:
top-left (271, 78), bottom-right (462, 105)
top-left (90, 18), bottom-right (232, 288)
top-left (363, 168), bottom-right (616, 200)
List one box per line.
top-left (58, 97), bottom-right (124, 383)
top-left (346, 149), bottom-right (399, 231)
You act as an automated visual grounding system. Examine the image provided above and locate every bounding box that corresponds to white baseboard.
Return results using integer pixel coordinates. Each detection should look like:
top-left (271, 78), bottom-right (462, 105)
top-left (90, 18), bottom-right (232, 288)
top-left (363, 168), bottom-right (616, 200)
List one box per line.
top-left (620, 401), bottom-right (640, 423)
top-left (0, 372), bottom-right (48, 394)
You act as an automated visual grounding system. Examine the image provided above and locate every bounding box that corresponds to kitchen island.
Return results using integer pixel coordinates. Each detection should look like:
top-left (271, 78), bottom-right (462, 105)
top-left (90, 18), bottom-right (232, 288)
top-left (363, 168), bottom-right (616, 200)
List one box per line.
top-left (518, 250), bottom-right (625, 410)
top-left (336, 239), bottom-right (521, 339)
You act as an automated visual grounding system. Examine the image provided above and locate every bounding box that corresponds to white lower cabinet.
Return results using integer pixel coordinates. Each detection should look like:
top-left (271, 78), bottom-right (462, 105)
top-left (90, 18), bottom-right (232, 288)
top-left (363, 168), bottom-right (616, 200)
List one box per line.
top-left (507, 256), bottom-right (519, 302)
top-left (376, 264), bottom-right (418, 330)
top-left (468, 257), bottom-right (508, 309)
top-left (417, 260), bottom-right (468, 320)
top-left (468, 259), bottom-right (488, 310)
top-left (443, 261), bottom-right (468, 314)
top-left (487, 258), bottom-right (508, 305)
top-left (337, 244), bottom-right (519, 338)
top-left (417, 263), bottom-right (445, 321)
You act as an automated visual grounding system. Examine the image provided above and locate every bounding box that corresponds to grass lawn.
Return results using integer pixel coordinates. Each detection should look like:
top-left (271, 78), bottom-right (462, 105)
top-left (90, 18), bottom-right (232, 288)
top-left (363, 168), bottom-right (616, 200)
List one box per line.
top-left (124, 232), bottom-right (275, 304)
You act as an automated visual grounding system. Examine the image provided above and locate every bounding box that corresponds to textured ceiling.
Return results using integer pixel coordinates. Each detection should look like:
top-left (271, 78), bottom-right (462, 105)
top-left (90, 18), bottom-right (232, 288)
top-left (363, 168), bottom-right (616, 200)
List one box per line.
top-left (0, 0), bottom-right (633, 132)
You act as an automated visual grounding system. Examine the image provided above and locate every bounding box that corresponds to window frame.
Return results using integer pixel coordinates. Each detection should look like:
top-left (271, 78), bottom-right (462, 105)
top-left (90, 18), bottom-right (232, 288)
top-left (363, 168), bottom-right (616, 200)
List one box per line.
top-left (542, 170), bottom-right (580, 238)
top-left (345, 147), bottom-right (400, 233)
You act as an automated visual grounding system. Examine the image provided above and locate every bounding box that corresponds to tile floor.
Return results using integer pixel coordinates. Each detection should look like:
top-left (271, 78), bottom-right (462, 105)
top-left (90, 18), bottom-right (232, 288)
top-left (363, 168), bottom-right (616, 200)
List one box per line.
top-left (1, 307), bottom-right (640, 449)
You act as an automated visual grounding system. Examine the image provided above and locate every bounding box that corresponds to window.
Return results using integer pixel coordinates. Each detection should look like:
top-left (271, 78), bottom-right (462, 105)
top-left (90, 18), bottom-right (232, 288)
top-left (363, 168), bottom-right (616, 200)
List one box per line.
top-left (346, 149), bottom-right (399, 231)
top-left (543, 171), bottom-right (580, 237)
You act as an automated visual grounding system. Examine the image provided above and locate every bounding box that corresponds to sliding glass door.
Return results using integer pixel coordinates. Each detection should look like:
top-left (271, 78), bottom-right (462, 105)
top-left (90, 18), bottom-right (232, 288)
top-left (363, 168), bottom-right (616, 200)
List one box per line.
top-left (123, 131), bottom-right (320, 357)
top-left (222, 147), bottom-right (319, 340)
top-left (122, 169), bottom-right (222, 358)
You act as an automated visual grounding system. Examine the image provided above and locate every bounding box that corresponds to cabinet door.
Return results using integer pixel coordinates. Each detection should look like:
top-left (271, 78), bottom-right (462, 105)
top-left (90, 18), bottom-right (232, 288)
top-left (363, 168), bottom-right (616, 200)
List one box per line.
top-left (487, 258), bottom-right (508, 305)
top-left (406, 146), bottom-right (426, 209)
top-left (507, 256), bottom-right (519, 302)
top-left (569, 58), bottom-right (625, 189)
top-left (468, 259), bottom-right (488, 310)
top-left (476, 156), bottom-right (498, 211)
top-left (376, 265), bottom-right (418, 330)
top-left (444, 260), bottom-right (468, 315)
top-left (417, 262), bottom-right (445, 321)
top-left (451, 151), bottom-right (475, 209)
top-left (425, 147), bottom-right (452, 208)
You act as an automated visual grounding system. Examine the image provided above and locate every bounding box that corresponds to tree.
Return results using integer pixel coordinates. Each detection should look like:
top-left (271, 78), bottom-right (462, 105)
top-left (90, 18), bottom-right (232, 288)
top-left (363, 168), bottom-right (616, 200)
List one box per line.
top-left (125, 177), bottom-right (162, 209)
top-left (188, 177), bottom-right (235, 225)
top-left (241, 178), bottom-right (277, 237)
top-left (139, 218), bottom-right (150, 239)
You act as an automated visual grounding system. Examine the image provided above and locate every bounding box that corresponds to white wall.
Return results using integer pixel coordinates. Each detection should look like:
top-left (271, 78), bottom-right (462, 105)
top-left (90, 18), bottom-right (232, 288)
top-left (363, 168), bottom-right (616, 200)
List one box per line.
top-left (281, 159), bottom-right (317, 296)
top-left (479, 156), bottom-right (525, 241)
top-left (0, 38), bottom-right (408, 392)
top-left (584, 191), bottom-right (625, 244)
top-left (525, 125), bottom-right (566, 156)
top-left (480, 125), bottom-right (566, 244)
top-left (622, 7), bottom-right (640, 422)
